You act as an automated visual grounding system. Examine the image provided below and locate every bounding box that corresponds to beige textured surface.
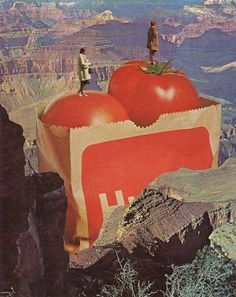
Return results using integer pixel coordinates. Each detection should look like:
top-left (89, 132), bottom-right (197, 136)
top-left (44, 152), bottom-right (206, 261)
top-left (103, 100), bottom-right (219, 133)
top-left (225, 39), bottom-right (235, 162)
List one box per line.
top-left (151, 158), bottom-right (236, 212)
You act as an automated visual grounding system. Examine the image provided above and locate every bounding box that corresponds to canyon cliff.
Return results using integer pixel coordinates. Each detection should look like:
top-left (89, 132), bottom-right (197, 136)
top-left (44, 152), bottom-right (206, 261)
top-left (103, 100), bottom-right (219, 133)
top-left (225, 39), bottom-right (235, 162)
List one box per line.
top-left (0, 105), bottom-right (26, 290)
top-left (161, 3), bottom-right (236, 46)
top-left (0, 105), bottom-right (68, 296)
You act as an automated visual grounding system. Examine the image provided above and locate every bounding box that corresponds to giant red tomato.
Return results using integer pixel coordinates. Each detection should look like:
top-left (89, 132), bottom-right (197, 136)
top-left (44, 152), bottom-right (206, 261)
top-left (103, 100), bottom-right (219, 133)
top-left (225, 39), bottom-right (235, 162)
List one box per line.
top-left (108, 61), bottom-right (200, 127)
top-left (41, 92), bottom-right (129, 128)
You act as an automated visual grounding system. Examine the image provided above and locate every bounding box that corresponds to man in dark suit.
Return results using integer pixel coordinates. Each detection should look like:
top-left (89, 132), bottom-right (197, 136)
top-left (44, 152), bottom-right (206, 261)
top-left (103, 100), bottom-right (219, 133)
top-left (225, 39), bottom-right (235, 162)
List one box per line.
top-left (147, 20), bottom-right (158, 65)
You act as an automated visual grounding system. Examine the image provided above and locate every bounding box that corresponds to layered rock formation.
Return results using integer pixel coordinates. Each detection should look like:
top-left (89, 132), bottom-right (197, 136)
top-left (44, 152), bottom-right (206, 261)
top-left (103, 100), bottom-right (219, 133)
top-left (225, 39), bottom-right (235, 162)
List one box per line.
top-left (0, 104), bottom-right (26, 290)
top-left (0, 73), bottom-right (76, 112)
top-left (161, 19), bottom-right (236, 46)
top-left (0, 105), bottom-right (68, 296)
top-left (18, 173), bottom-right (68, 297)
top-left (0, 63), bottom-right (119, 113)
top-left (150, 158), bottom-right (236, 211)
top-left (0, 57), bottom-right (75, 76)
top-left (12, 2), bottom-right (66, 25)
top-left (0, 3), bottom-right (129, 60)
top-left (86, 9), bottom-right (130, 24)
top-left (0, 21), bottom-right (122, 113)
top-left (218, 100), bottom-right (236, 165)
top-left (204, 0), bottom-right (236, 5)
top-left (219, 127), bottom-right (236, 165)
top-left (161, 3), bottom-right (236, 46)
top-left (0, 57), bottom-right (119, 78)
top-left (94, 190), bottom-right (232, 264)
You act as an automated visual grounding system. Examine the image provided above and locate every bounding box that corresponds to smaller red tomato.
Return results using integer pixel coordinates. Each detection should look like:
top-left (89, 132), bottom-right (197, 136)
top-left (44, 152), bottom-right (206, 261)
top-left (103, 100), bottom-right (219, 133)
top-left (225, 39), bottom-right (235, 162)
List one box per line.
top-left (41, 92), bottom-right (129, 128)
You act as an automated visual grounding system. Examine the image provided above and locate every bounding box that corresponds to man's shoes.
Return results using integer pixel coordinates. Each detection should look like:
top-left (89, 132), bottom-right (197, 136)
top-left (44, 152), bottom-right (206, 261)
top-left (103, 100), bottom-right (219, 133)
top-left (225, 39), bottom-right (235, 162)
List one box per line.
top-left (83, 93), bottom-right (88, 97)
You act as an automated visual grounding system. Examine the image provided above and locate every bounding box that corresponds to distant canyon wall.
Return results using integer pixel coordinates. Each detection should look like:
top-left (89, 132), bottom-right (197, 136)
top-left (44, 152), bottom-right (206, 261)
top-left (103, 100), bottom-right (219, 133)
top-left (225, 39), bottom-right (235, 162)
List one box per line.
top-left (0, 56), bottom-right (119, 78)
top-left (0, 59), bottom-right (120, 112)
top-left (0, 57), bottom-right (74, 76)
top-left (161, 19), bottom-right (236, 46)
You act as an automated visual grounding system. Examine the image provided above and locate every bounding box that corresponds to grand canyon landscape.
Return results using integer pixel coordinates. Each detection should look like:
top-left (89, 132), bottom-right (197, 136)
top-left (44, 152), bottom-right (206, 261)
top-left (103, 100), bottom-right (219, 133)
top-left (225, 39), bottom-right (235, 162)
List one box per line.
top-left (0, 0), bottom-right (236, 296)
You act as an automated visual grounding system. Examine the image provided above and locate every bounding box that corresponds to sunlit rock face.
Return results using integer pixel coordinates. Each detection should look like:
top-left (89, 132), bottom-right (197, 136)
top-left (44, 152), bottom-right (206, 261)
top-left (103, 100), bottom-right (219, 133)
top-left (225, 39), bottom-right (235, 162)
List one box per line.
top-left (95, 189), bottom-right (231, 265)
top-left (204, 0), bottom-right (236, 5)
top-left (210, 223), bottom-right (236, 262)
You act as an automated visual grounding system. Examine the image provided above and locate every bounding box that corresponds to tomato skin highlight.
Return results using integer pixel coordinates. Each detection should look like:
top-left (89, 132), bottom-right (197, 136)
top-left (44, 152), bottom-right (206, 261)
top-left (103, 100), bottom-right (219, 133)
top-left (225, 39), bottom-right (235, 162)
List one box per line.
top-left (41, 92), bottom-right (129, 128)
top-left (108, 62), bottom-right (201, 127)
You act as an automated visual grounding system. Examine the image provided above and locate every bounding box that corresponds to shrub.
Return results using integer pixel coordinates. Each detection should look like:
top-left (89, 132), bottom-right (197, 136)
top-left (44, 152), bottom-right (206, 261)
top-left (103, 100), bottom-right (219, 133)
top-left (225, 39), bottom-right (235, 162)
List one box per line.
top-left (163, 247), bottom-right (236, 297)
top-left (0, 287), bottom-right (16, 297)
top-left (98, 254), bottom-right (157, 297)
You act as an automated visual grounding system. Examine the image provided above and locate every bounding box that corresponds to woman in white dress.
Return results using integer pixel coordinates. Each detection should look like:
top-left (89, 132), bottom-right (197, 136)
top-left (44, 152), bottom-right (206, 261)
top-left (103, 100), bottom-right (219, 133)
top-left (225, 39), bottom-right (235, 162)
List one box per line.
top-left (78, 48), bottom-right (92, 97)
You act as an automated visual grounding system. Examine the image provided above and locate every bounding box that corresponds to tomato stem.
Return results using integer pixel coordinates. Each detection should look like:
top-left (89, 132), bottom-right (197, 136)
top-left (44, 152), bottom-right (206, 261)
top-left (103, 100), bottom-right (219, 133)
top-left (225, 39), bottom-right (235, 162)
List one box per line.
top-left (140, 59), bottom-right (182, 75)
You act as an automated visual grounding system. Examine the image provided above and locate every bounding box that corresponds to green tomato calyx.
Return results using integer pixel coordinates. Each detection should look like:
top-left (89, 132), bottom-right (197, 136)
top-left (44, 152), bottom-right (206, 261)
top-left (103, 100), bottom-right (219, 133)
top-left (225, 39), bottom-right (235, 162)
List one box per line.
top-left (140, 59), bottom-right (181, 75)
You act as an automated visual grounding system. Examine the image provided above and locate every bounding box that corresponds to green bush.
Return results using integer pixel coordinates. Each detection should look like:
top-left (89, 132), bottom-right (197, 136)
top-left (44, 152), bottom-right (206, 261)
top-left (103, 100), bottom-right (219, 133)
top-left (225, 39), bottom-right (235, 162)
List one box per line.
top-left (97, 254), bottom-right (157, 297)
top-left (97, 247), bottom-right (236, 297)
top-left (0, 287), bottom-right (16, 297)
top-left (163, 247), bottom-right (236, 297)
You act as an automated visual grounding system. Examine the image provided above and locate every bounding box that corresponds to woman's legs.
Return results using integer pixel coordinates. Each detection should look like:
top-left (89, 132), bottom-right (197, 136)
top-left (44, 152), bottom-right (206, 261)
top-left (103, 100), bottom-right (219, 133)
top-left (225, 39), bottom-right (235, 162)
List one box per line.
top-left (79, 81), bottom-right (86, 96)
top-left (79, 80), bottom-right (88, 96)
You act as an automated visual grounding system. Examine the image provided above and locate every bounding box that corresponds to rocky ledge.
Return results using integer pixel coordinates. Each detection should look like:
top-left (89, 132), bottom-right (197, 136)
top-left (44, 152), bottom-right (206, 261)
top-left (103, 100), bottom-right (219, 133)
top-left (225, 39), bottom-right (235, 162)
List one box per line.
top-left (149, 158), bottom-right (236, 215)
top-left (210, 223), bottom-right (236, 263)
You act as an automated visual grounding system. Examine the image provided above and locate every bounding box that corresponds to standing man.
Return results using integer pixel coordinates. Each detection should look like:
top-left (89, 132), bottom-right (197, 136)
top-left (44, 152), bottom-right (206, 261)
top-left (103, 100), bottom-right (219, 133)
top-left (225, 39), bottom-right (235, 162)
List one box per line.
top-left (78, 48), bottom-right (92, 97)
top-left (147, 20), bottom-right (158, 65)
